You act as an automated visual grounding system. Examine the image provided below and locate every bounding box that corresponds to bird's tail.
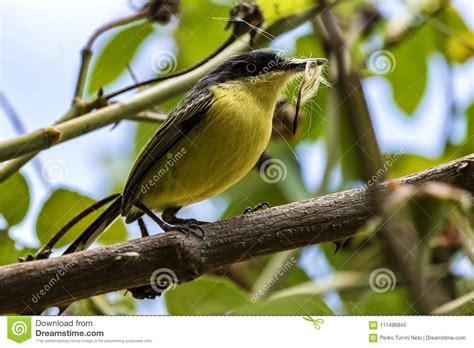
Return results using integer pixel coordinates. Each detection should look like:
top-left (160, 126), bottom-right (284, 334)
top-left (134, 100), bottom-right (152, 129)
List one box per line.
top-left (63, 195), bottom-right (122, 255)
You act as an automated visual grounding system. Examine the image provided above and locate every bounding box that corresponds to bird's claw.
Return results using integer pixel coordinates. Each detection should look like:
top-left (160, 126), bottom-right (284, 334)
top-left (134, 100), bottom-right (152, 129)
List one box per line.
top-left (243, 202), bottom-right (270, 214)
top-left (18, 249), bottom-right (51, 262)
top-left (182, 218), bottom-right (207, 226)
top-left (128, 285), bottom-right (162, 300)
top-left (164, 223), bottom-right (205, 239)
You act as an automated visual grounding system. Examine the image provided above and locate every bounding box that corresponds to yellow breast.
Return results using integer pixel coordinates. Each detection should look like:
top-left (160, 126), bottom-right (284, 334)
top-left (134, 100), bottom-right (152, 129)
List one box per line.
top-left (140, 74), bottom-right (290, 211)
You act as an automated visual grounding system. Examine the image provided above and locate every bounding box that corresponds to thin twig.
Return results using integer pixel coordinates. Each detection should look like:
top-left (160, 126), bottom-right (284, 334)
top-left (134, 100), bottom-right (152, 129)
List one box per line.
top-left (74, 9), bottom-right (148, 100)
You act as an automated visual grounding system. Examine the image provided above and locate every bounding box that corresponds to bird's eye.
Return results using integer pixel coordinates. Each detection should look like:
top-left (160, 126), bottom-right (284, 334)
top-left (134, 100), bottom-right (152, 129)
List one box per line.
top-left (245, 63), bottom-right (257, 73)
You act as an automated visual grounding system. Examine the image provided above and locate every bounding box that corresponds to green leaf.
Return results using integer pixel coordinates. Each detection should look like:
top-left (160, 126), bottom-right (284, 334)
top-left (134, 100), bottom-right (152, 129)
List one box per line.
top-left (174, 0), bottom-right (230, 69)
top-left (252, 250), bottom-right (305, 298)
top-left (322, 240), bottom-right (385, 273)
top-left (269, 271), bottom-right (370, 300)
top-left (389, 153), bottom-right (445, 178)
top-left (266, 140), bottom-right (310, 201)
top-left (256, 0), bottom-right (314, 21)
top-left (234, 294), bottom-right (333, 315)
top-left (0, 172), bottom-right (30, 227)
top-left (66, 294), bottom-right (136, 316)
top-left (0, 230), bottom-right (35, 266)
top-left (445, 32), bottom-right (474, 63)
top-left (164, 275), bottom-right (251, 315)
top-left (381, 5), bottom-right (471, 113)
top-left (466, 103), bottom-right (474, 153)
top-left (349, 288), bottom-right (416, 315)
top-left (281, 265), bottom-right (310, 289)
top-left (36, 188), bottom-right (127, 248)
top-left (225, 256), bottom-right (272, 290)
top-left (383, 23), bottom-right (438, 114)
top-left (436, 5), bottom-right (473, 63)
top-left (86, 22), bottom-right (155, 95)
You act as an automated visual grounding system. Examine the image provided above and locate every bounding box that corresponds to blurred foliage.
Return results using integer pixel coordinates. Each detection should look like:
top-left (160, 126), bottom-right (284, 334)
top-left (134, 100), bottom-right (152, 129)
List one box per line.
top-left (174, 0), bottom-right (229, 69)
top-left (65, 293), bottom-right (137, 315)
top-left (257, 0), bottom-right (314, 22)
top-left (348, 288), bottom-right (416, 315)
top-left (2, 0), bottom-right (473, 315)
top-left (164, 275), bottom-right (332, 315)
top-left (0, 230), bottom-right (35, 266)
top-left (234, 294), bottom-right (333, 315)
top-left (0, 172), bottom-right (30, 227)
top-left (36, 188), bottom-right (127, 248)
top-left (0, 172), bottom-right (34, 266)
top-left (384, 23), bottom-right (437, 115)
top-left (86, 22), bottom-right (155, 95)
top-left (165, 276), bottom-right (251, 314)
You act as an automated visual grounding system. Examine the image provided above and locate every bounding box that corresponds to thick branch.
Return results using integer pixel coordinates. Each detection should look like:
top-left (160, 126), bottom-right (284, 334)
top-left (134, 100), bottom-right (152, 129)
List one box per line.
top-left (0, 154), bottom-right (472, 314)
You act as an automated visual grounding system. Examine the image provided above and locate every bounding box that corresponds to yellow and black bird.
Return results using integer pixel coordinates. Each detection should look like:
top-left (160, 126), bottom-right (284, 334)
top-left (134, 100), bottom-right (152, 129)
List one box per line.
top-left (64, 51), bottom-right (326, 254)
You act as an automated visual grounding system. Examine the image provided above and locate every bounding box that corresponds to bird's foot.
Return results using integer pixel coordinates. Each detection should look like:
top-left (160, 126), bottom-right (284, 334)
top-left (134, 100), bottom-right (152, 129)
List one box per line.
top-left (177, 217), bottom-right (207, 226)
top-left (162, 221), bottom-right (206, 238)
top-left (243, 202), bottom-right (270, 214)
top-left (18, 249), bottom-right (51, 262)
top-left (127, 285), bottom-right (162, 300)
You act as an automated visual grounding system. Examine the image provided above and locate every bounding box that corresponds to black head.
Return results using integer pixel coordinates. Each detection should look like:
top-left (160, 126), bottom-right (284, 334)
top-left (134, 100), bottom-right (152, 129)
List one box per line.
top-left (197, 50), bottom-right (327, 88)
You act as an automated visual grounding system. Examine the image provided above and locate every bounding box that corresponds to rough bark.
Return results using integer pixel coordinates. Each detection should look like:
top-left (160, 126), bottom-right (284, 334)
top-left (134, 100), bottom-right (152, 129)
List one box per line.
top-left (0, 154), bottom-right (472, 314)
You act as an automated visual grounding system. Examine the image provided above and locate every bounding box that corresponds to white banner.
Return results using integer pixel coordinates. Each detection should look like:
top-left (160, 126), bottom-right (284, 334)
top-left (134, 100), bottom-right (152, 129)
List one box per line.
top-left (1, 316), bottom-right (472, 347)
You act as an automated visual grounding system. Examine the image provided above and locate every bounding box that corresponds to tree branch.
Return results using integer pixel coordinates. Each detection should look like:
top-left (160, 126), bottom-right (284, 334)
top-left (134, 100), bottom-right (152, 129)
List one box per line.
top-left (0, 154), bottom-right (471, 314)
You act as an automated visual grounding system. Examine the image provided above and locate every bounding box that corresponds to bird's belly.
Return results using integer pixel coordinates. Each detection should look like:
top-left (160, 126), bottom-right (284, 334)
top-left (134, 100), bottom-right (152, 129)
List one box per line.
top-left (140, 102), bottom-right (273, 211)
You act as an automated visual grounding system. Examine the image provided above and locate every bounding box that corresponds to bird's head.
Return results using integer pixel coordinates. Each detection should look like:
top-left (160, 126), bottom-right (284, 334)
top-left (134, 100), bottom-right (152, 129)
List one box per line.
top-left (197, 50), bottom-right (327, 99)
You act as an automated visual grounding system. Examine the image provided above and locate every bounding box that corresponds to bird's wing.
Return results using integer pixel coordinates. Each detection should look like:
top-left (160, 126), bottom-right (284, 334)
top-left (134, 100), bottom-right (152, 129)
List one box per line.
top-left (122, 89), bottom-right (214, 213)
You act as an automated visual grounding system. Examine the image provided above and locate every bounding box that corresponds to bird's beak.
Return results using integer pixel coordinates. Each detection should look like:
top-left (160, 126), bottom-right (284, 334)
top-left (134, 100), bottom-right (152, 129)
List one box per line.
top-left (281, 58), bottom-right (328, 72)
